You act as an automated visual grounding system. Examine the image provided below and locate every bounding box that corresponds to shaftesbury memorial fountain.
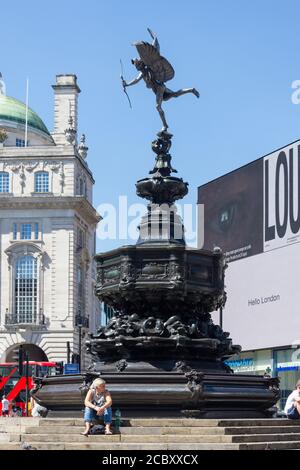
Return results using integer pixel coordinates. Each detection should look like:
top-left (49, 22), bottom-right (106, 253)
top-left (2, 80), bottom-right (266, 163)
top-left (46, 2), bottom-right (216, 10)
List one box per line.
top-left (33, 30), bottom-right (279, 417)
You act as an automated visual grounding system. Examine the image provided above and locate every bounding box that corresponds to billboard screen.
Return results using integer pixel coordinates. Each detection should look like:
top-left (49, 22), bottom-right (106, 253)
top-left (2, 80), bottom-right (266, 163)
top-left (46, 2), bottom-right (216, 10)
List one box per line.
top-left (198, 139), bottom-right (300, 350)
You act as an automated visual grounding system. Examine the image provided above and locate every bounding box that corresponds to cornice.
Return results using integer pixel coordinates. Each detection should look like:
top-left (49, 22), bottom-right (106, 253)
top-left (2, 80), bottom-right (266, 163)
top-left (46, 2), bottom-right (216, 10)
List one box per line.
top-left (0, 196), bottom-right (101, 224)
top-left (0, 145), bottom-right (95, 182)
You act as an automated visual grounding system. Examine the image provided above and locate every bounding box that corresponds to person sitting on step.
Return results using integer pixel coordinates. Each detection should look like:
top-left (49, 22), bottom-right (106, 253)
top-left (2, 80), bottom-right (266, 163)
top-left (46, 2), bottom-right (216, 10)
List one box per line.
top-left (284, 380), bottom-right (300, 419)
top-left (81, 378), bottom-right (113, 436)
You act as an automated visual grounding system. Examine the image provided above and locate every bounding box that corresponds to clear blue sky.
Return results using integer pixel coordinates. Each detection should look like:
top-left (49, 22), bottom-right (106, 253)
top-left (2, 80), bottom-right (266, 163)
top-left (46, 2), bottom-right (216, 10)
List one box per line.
top-left (2, 0), bottom-right (300, 251)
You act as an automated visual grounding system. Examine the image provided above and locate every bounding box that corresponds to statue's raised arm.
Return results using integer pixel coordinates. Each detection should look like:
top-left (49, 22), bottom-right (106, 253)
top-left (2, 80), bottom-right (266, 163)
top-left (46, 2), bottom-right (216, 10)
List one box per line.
top-left (122, 29), bottom-right (199, 132)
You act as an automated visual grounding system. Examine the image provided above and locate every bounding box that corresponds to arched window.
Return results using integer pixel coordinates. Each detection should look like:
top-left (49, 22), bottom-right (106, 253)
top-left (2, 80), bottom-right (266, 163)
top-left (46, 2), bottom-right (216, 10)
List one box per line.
top-left (0, 172), bottom-right (9, 193)
top-left (15, 255), bottom-right (37, 323)
top-left (35, 171), bottom-right (49, 193)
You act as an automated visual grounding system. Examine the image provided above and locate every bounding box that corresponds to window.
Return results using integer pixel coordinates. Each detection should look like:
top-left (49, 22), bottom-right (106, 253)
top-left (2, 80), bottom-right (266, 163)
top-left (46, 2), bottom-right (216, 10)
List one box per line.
top-left (78, 177), bottom-right (87, 197)
top-left (35, 172), bottom-right (49, 193)
top-left (12, 222), bottom-right (41, 241)
top-left (21, 224), bottom-right (32, 240)
top-left (16, 138), bottom-right (26, 147)
top-left (15, 256), bottom-right (37, 323)
top-left (34, 223), bottom-right (39, 239)
top-left (79, 178), bottom-right (83, 195)
top-left (77, 228), bottom-right (85, 249)
top-left (13, 223), bottom-right (17, 240)
top-left (0, 172), bottom-right (9, 193)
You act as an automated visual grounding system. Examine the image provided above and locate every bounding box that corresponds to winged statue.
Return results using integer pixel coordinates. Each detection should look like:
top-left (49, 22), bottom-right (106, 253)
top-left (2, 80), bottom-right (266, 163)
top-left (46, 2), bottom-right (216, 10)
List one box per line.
top-left (122, 28), bottom-right (199, 132)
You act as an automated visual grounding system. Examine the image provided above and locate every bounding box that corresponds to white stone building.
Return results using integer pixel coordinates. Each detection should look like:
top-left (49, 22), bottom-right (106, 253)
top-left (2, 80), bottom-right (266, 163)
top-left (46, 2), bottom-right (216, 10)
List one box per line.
top-left (0, 73), bottom-right (101, 369)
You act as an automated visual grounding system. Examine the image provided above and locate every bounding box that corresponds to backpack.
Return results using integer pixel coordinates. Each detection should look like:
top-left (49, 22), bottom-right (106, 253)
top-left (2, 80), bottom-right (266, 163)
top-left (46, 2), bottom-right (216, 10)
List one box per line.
top-left (89, 424), bottom-right (104, 435)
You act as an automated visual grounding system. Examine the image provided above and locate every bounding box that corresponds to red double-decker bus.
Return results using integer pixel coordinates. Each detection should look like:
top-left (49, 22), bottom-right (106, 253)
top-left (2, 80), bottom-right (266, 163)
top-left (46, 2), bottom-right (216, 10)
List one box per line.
top-left (0, 361), bottom-right (57, 416)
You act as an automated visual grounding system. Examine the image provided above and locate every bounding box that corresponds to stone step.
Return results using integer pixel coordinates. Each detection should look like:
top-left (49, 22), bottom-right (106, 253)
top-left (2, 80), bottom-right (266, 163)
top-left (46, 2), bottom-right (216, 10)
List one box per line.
top-left (120, 434), bottom-right (233, 443)
top-left (3, 422), bottom-right (300, 434)
top-left (0, 426), bottom-right (23, 434)
top-left (2, 435), bottom-right (300, 450)
top-left (38, 418), bottom-right (221, 427)
top-left (120, 426), bottom-right (227, 435)
top-left (0, 443), bottom-right (23, 450)
top-left (37, 417), bottom-right (300, 428)
top-left (63, 443), bottom-right (241, 451)
top-left (21, 425), bottom-right (226, 435)
top-left (219, 419), bottom-right (298, 427)
top-left (225, 426), bottom-right (300, 435)
top-left (232, 433), bottom-right (300, 443)
top-left (0, 418), bottom-right (40, 425)
top-left (2, 416), bottom-right (300, 451)
top-left (3, 417), bottom-right (294, 428)
top-left (239, 441), bottom-right (300, 450)
top-left (2, 417), bottom-right (297, 428)
top-left (21, 434), bottom-right (121, 443)
top-left (20, 433), bottom-right (234, 444)
top-left (0, 433), bottom-right (20, 443)
top-left (3, 426), bottom-right (300, 439)
top-left (38, 419), bottom-right (79, 426)
top-left (5, 441), bottom-right (241, 450)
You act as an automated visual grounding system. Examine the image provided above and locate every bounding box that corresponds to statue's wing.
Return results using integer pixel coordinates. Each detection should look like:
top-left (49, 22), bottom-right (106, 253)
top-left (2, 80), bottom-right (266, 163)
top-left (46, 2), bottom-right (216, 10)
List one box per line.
top-left (134, 41), bottom-right (175, 83)
top-left (147, 28), bottom-right (160, 53)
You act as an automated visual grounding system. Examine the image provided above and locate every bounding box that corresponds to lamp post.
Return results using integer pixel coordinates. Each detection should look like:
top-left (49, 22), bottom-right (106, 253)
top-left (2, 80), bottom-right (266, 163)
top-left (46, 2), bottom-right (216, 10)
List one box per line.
top-left (25, 351), bottom-right (29, 417)
top-left (67, 341), bottom-right (71, 364)
top-left (77, 314), bottom-right (83, 373)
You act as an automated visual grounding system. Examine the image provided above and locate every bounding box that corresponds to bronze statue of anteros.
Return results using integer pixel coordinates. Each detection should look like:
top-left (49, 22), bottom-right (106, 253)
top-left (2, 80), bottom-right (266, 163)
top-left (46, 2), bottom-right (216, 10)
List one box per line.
top-left (122, 28), bottom-right (200, 131)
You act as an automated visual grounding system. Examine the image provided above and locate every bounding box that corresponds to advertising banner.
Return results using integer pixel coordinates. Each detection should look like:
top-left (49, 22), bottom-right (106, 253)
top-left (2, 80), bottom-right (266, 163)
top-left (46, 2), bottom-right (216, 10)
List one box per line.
top-left (198, 139), bottom-right (300, 350)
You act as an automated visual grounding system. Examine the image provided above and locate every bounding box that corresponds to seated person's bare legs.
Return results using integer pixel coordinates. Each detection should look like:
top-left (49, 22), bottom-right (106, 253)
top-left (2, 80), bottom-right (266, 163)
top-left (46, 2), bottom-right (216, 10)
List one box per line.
top-left (105, 422), bottom-right (112, 435)
top-left (81, 421), bottom-right (92, 436)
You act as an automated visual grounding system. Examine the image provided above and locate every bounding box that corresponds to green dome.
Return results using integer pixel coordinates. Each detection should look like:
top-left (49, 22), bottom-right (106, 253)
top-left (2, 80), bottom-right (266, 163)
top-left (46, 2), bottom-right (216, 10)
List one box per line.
top-left (0, 94), bottom-right (50, 135)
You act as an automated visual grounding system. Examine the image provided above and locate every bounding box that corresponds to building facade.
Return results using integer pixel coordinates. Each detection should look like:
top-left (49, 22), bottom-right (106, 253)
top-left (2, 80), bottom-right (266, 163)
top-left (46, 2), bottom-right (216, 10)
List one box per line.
top-left (0, 73), bottom-right (101, 369)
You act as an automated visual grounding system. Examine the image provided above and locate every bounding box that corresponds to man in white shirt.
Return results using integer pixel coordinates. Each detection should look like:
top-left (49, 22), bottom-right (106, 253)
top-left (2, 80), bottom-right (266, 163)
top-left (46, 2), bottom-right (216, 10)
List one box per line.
top-left (1, 395), bottom-right (10, 417)
top-left (284, 380), bottom-right (300, 419)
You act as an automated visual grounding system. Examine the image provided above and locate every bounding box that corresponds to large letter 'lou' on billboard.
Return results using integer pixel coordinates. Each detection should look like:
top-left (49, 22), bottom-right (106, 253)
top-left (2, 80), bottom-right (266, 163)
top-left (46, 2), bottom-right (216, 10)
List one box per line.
top-left (264, 143), bottom-right (300, 252)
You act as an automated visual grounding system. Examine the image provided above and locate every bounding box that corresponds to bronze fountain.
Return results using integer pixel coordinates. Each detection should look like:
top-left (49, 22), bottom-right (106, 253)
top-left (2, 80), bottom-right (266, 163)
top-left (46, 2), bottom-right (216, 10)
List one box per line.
top-left (33, 30), bottom-right (279, 417)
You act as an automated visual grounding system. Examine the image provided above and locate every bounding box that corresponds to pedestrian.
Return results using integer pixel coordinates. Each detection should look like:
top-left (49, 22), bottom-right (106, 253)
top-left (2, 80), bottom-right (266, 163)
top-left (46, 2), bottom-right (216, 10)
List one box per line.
top-left (1, 395), bottom-right (10, 417)
top-left (284, 380), bottom-right (300, 419)
top-left (9, 400), bottom-right (22, 417)
top-left (81, 378), bottom-right (113, 436)
top-left (30, 395), bottom-right (48, 418)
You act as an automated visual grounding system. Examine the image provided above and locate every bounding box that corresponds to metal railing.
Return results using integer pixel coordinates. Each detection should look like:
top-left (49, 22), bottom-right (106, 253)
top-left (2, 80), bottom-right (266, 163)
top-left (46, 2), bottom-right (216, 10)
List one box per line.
top-left (4, 311), bottom-right (45, 326)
